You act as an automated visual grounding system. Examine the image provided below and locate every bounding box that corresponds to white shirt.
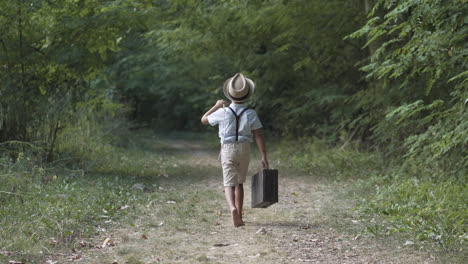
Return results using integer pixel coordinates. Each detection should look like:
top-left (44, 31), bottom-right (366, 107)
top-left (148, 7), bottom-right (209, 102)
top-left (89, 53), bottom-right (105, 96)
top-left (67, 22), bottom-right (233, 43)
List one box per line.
top-left (208, 103), bottom-right (263, 144)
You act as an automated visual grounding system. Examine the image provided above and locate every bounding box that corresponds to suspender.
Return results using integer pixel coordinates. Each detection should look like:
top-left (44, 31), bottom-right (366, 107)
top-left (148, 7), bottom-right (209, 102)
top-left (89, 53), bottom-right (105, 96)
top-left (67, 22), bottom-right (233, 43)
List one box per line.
top-left (227, 107), bottom-right (249, 142)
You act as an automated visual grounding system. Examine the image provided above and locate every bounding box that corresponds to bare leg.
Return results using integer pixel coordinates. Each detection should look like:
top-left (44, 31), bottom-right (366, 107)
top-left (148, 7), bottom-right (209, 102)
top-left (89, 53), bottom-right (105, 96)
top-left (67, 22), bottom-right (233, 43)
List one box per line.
top-left (235, 184), bottom-right (244, 224)
top-left (224, 186), bottom-right (242, 227)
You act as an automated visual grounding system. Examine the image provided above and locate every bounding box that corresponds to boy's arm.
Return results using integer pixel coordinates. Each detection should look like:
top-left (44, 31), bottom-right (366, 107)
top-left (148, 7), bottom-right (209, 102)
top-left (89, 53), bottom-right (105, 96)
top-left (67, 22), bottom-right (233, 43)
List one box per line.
top-left (253, 129), bottom-right (268, 169)
top-left (201, 100), bottom-right (227, 125)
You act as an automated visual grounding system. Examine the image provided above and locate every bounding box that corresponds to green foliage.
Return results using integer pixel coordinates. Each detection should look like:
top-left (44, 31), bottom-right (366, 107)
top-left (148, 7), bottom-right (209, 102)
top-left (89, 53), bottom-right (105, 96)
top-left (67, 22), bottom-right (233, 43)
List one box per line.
top-left (0, 0), bottom-right (141, 158)
top-left (347, 2), bottom-right (468, 249)
top-left (276, 138), bottom-right (385, 180)
top-left (1, 0), bottom-right (466, 256)
top-left (105, 0), bottom-right (367, 135)
top-left (0, 130), bottom-right (221, 263)
top-left (56, 92), bottom-right (128, 163)
top-left (0, 157), bottom-right (156, 262)
top-left (352, 0), bottom-right (467, 87)
top-left (348, 0), bottom-right (467, 156)
top-left (381, 98), bottom-right (468, 177)
top-left (359, 175), bottom-right (467, 251)
top-left (0, 127), bottom-right (169, 262)
top-left (342, 1), bottom-right (468, 251)
top-left (277, 137), bottom-right (467, 250)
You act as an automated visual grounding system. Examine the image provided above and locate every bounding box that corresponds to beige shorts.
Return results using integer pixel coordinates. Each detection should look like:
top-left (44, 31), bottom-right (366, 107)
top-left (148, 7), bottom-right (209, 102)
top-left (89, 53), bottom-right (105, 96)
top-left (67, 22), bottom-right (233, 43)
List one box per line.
top-left (220, 143), bottom-right (251, 187)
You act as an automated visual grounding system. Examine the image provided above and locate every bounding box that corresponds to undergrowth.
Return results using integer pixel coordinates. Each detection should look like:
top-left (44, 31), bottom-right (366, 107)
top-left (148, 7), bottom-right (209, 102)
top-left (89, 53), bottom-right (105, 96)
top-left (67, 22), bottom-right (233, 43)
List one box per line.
top-left (0, 112), bottom-right (169, 263)
top-left (359, 174), bottom-right (467, 252)
top-left (0, 104), bottom-right (219, 263)
top-left (275, 138), bottom-right (385, 179)
top-left (0, 169), bottom-right (155, 262)
top-left (275, 138), bottom-right (467, 252)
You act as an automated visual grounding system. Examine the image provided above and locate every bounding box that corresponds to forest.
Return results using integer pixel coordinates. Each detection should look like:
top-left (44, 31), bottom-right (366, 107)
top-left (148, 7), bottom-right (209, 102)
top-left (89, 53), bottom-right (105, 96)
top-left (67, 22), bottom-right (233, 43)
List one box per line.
top-left (1, 0), bottom-right (466, 263)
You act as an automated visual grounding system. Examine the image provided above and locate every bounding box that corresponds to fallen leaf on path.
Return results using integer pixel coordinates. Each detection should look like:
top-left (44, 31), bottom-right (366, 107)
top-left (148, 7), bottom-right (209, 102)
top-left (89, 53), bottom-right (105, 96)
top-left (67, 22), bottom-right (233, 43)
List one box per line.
top-left (101, 237), bottom-right (110, 248)
top-left (101, 237), bottom-right (115, 248)
top-left (344, 253), bottom-right (359, 258)
top-left (118, 205), bottom-right (130, 210)
top-left (141, 234), bottom-right (148, 239)
top-left (79, 240), bottom-right (93, 248)
top-left (67, 254), bottom-right (81, 261)
top-left (256, 227), bottom-right (267, 234)
top-left (213, 243), bottom-right (230, 247)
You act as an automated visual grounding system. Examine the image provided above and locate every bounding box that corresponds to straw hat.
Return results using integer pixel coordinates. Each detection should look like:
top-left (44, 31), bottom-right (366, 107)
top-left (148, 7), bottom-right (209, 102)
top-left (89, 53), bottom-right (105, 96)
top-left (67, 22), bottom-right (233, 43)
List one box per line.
top-left (223, 73), bottom-right (255, 102)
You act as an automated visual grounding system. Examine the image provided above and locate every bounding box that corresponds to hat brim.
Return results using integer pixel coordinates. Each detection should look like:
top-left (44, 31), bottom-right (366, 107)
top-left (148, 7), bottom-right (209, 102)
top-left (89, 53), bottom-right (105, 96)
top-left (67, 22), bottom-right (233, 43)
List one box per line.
top-left (223, 77), bottom-right (255, 102)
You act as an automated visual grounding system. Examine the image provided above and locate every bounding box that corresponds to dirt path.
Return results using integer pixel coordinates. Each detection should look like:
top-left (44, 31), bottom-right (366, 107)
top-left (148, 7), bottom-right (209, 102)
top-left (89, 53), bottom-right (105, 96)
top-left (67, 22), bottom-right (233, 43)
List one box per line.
top-left (54, 137), bottom-right (439, 264)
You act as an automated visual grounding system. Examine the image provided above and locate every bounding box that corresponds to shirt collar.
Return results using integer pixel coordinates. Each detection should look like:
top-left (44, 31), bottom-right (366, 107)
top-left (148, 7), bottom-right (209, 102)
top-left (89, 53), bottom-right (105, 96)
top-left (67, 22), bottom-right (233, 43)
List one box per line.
top-left (229, 103), bottom-right (247, 109)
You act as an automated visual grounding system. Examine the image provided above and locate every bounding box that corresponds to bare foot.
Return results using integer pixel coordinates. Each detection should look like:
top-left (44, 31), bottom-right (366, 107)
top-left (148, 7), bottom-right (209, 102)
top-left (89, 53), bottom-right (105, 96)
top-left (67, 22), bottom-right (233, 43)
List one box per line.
top-left (238, 209), bottom-right (244, 226)
top-left (231, 208), bottom-right (242, 227)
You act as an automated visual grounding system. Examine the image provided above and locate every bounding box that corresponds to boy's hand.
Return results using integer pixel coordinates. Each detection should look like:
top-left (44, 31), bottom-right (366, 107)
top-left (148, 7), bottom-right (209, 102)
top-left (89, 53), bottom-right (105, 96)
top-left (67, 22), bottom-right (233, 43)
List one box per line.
top-left (215, 100), bottom-right (227, 108)
top-left (261, 157), bottom-right (269, 169)
top-left (201, 99), bottom-right (227, 125)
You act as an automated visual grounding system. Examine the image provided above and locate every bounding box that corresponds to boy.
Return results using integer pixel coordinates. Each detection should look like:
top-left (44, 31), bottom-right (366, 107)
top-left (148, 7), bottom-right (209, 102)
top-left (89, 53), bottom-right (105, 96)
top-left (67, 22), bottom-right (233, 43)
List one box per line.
top-left (201, 73), bottom-right (268, 227)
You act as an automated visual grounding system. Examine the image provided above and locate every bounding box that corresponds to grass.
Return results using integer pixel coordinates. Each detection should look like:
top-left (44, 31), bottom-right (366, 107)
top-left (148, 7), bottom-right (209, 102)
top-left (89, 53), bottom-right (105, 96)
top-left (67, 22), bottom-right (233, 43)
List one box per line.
top-left (357, 175), bottom-right (468, 251)
top-left (273, 138), bottom-right (468, 253)
top-left (0, 168), bottom-right (157, 263)
top-left (1, 126), bottom-right (465, 263)
top-left (124, 255), bottom-right (145, 264)
top-left (0, 125), bottom-right (223, 263)
top-left (273, 137), bottom-right (386, 180)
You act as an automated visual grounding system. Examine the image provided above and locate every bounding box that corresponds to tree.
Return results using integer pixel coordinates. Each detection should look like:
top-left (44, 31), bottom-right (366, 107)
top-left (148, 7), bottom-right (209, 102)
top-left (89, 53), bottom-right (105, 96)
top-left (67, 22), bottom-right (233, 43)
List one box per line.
top-left (349, 0), bottom-right (467, 174)
top-left (108, 0), bottom-right (368, 137)
top-left (0, 0), bottom-right (141, 159)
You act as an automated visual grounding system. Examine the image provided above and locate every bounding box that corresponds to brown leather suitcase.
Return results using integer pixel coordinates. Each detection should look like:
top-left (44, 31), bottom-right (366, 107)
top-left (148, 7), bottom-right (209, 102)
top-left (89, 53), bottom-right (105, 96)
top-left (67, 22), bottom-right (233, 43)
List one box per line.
top-left (251, 169), bottom-right (278, 208)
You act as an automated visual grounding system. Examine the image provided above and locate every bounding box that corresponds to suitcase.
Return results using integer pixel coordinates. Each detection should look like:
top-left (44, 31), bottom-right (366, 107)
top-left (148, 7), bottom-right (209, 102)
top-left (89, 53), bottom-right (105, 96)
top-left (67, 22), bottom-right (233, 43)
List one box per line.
top-left (251, 169), bottom-right (278, 208)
